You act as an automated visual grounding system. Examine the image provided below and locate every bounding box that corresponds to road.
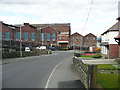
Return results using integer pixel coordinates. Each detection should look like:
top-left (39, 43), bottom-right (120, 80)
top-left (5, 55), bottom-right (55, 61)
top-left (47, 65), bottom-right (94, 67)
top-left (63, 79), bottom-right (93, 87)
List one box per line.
top-left (3, 51), bottom-right (78, 88)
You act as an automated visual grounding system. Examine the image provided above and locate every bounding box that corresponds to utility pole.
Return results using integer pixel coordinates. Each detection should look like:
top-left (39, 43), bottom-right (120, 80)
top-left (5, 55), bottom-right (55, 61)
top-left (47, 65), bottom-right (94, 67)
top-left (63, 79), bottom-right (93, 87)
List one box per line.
top-left (114, 1), bottom-right (120, 59)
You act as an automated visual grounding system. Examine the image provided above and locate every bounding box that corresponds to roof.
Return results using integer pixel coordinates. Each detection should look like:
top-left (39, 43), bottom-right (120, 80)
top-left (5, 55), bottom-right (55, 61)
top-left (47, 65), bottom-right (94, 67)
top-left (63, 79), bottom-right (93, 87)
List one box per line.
top-left (1, 21), bottom-right (17, 29)
top-left (32, 23), bottom-right (71, 33)
top-left (71, 32), bottom-right (83, 37)
top-left (15, 23), bottom-right (36, 28)
top-left (101, 22), bottom-right (119, 35)
top-left (84, 33), bottom-right (96, 37)
top-left (41, 26), bottom-right (57, 33)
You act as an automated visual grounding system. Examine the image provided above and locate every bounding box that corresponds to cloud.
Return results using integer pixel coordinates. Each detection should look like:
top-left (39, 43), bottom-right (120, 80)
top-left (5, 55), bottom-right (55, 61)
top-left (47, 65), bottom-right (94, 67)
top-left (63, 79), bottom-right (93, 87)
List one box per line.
top-left (0, 0), bottom-right (119, 36)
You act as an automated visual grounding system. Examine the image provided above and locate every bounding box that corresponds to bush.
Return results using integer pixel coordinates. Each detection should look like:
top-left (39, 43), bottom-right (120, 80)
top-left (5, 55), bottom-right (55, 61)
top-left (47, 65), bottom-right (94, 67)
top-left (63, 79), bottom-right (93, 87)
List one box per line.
top-left (2, 50), bottom-right (48, 59)
top-left (92, 54), bottom-right (102, 58)
top-left (115, 58), bottom-right (120, 64)
top-left (74, 53), bottom-right (81, 57)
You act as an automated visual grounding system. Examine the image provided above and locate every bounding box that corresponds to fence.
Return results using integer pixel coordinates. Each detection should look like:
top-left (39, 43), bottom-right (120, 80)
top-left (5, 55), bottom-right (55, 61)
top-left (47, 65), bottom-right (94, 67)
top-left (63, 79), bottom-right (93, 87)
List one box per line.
top-left (73, 56), bottom-right (97, 89)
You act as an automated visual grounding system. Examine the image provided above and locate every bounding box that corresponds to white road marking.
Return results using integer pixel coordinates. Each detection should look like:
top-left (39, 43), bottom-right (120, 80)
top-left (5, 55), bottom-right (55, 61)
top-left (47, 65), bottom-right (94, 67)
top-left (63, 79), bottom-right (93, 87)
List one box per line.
top-left (45, 59), bottom-right (65, 89)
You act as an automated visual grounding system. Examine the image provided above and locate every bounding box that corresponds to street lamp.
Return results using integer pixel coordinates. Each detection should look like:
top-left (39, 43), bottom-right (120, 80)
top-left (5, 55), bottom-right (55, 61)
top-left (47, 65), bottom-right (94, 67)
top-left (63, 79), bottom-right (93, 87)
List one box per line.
top-left (20, 25), bottom-right (23, 57)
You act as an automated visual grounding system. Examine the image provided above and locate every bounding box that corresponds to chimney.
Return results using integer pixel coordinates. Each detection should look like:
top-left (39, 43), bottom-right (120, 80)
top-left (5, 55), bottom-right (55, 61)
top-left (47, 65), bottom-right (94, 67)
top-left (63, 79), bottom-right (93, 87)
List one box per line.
top-left (24, 23), bottom-right (29, 25)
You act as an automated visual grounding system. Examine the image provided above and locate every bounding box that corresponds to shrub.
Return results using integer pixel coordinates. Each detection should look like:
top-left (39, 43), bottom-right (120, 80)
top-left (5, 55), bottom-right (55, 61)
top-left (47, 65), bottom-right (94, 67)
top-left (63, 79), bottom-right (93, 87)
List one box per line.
top-left (74, 53), bottom-right (81, 57)
top-left (92, 54), bottom-right (102, 58)
top-left (115, 58), bottom-right (120, 64)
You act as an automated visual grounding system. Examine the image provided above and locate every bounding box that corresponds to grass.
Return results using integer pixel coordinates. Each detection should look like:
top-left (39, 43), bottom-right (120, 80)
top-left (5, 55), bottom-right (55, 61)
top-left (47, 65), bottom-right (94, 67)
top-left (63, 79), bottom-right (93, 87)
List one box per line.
top-left (80, 55), bottom-right (93, 58)
top-left (97, 64), bottom-right (120, 70)
top-left (97, 73), bottom-right (120, 89)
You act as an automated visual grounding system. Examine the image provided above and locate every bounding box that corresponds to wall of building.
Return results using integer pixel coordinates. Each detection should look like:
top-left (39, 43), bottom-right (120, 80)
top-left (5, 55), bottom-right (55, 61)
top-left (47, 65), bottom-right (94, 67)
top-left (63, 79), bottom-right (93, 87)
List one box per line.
top-left (70, 32), bottom-right (84, 50)
top-left (41, 26), bottom-right (57, 48)
top-left (109, 44), bottom-right (118, 59)
top-left (109, 31), bottom-right (119, 44)
top-left (84, 33), bottom-right (97, 47)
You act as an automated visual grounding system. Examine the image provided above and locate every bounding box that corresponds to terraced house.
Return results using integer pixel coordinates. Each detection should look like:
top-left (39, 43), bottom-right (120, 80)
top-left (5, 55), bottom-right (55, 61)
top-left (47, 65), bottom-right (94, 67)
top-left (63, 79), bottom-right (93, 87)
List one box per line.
top-left (70, 32), bottom-right (97, 51)
top-left (70, 32), bottom-right (84, 50)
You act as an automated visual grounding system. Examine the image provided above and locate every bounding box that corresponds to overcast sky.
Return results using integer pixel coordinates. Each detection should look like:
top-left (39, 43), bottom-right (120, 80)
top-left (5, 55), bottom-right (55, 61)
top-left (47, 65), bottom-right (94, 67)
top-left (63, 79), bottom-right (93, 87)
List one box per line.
top-left (0, 0), bottom-right (119, 36)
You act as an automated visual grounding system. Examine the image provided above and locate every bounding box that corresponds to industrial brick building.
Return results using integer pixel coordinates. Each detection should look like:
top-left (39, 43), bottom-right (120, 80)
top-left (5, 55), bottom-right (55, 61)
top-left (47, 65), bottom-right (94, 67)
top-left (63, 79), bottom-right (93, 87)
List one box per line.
top-left (33, 23), bottom-right (71, 50)
top-left (1, 21), bottom-right (97, 51)
top-left (0, 22), bottom-right (39, 50)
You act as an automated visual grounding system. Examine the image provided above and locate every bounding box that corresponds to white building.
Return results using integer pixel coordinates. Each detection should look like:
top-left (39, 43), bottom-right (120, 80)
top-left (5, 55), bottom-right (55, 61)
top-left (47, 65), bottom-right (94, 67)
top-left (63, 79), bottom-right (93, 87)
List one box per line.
top-left (101, 22), bottom-right (119, 59)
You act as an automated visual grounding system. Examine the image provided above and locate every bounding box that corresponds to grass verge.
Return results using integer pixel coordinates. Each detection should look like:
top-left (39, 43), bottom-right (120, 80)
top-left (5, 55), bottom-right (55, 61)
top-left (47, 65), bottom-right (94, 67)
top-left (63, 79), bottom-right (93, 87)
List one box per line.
top-left (97, 64), bottom-right (120, 70)
top-left (97, 73), bottom-right (120, 89)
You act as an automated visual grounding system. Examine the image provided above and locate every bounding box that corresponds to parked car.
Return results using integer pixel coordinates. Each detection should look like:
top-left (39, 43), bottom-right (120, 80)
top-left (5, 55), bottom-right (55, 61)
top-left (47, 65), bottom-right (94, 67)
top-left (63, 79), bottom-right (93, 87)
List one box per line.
top-left (39, 46), bottom-right (46, 50)
top-left (36, 47), bottom-right (40, 49)
top-left (49, 47), bottom-right (56, 51)
top-left (25, 47), bottom-right (30, 52)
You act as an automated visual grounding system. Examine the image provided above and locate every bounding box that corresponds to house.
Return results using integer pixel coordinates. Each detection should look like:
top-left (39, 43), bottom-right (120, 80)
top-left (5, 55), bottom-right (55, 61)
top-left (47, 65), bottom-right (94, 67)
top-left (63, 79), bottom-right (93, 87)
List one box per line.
top-left (101, 22), bottom-right (119, 59)
top-left (83, 33), bottom-right (97, 51)
top-left (70, 32), bottom-right (83, 50)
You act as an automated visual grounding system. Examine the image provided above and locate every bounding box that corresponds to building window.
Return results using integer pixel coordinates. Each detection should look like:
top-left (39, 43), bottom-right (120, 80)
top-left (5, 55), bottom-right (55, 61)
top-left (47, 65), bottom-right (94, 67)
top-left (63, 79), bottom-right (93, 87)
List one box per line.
top-left (17, 32), bottom-right (21, 39)
top-left (24, 33), bottom-right (28, 40)
top-left (5, 32), bottom-right (10, 39)
top-left (59, 37), bottom-right (62, 40)
top-left (47, 33), bottom-right (50, 41)
top-left (76, 37), bottom-right (78, 41)
top-left (0, 32), bottom-right (2, 40)
top-left (52, 33), bottom-right (56, 41)
top-left (41, 33), bottom-right (44, 41)
top-left (31, 33), bottom-right (35, 40)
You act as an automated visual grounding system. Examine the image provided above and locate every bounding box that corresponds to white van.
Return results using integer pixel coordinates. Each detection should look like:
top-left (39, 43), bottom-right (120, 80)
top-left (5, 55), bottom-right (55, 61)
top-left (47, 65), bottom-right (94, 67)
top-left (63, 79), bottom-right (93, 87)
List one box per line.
top-left (39, 46), bottom-right (46, 50)
top-left (25, 47), bottom-right (30, 52)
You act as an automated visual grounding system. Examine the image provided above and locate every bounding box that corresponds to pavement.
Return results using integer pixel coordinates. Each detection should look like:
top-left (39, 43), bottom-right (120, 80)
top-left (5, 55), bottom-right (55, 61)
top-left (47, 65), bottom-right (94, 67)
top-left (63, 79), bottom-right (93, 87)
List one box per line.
top-left (45, 55), bottom-right (86, 89)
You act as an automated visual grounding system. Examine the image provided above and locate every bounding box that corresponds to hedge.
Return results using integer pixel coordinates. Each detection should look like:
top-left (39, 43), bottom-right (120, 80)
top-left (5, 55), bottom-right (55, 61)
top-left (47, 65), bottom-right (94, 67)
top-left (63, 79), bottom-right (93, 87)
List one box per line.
top-left (2, 50), bottom-right (48, 59)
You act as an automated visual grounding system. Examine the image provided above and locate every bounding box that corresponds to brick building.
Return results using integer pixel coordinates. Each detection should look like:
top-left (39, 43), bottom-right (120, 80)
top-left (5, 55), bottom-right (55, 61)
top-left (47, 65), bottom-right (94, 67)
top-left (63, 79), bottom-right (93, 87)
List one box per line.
top-left (33, 23), bottom-right (71, 50)
top-left (40, 26), bottom-right (57, 48)
top-left (0, 22), bottom-right (39, 50)
top-left (70, 32), bottom-right (83, 50)
top-left (101, 22), bottom-right (119, 59)
top-left (0, 21), bottom-right (17, 49)
top-left (15, 23), bottom-right (39, 47)
top-left (1, 21), bottom-right (97, 51)
top-left (83, 33), bottom-right (97, 51)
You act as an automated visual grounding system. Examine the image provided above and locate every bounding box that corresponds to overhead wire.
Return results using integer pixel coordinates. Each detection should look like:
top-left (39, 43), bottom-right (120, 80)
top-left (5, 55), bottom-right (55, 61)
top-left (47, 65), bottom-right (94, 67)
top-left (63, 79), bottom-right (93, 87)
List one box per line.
top-left (83, 0), bottom-right (94, 32)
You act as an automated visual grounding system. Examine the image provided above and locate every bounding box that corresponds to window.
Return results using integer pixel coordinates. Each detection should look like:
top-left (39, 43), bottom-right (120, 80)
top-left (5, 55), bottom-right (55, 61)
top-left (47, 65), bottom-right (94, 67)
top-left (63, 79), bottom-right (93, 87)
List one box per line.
top-left (24, 33), bottom-right (28, 40)
top-left (5, 32), bottom-right (10, 39)
top-left (47, 33), bottom-right (50, 41)
top-left (41, 33), bottom-right (44, 41)
top-left (31, 33), bottom-right (35, 40)
top-left (0, 32), bottom-right (2, 40)
top-left (52, 33), bottom-right (56, 41)
top-left (76, 37), bottom-right (78, 41)
top-left (17, 32), bottom-right (21, 39)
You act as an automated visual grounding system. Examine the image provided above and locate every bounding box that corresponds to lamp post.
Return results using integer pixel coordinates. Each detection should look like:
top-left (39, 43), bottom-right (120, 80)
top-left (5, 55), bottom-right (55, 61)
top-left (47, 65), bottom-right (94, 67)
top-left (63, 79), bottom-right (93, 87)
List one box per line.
top-left (20, 25), bottom-right (23, 57)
